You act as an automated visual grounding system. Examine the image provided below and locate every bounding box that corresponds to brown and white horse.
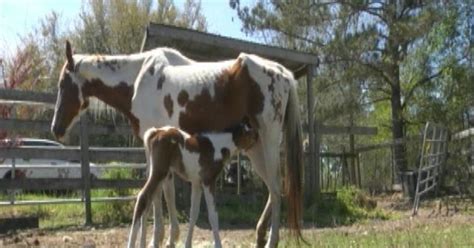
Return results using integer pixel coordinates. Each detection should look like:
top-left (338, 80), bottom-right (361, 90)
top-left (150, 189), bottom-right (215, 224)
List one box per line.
top-left (51, 41), bottom-right (303, 248)
top-left (128, 124), bottom-right (258, 248)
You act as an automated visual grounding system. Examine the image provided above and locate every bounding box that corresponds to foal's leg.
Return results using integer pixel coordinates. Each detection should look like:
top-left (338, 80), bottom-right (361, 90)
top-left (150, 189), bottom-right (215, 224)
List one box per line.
top-left (202, 185), bottom-right (222, 248)
top-left (163, 175), bottom-right (180, 247)
top-left (185, 183), bottom-right (202, 248)
top-left (148, 188), bottom-right (165, 248)
top-left (129, 185), bottom-right (162, 248)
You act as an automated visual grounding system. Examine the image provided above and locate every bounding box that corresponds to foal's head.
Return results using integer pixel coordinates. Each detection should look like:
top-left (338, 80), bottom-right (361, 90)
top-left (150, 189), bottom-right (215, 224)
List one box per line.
top-left (51, 41), bottom-right (89, 140)
top-left (231, 123), bottom-right (259, 150)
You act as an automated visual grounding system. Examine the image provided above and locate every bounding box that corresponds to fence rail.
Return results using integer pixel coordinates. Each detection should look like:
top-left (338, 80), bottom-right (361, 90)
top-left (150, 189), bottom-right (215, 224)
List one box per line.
top-left (0, 89), bottom-right (56, 104)
top-left (0, 118), bottom-right (133, 136)
top-left (0, 178), bottom-right (145, 190)
top-left (0, 146), bottom-right (145, 163)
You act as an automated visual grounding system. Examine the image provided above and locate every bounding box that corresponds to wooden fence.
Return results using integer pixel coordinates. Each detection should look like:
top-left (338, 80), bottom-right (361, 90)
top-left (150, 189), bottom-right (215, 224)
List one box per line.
top-left (0, 89), bottom-right (146, 225)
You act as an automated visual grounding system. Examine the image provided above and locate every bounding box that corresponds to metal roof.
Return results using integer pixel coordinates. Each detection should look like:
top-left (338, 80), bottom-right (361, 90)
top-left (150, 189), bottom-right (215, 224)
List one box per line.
top-left (140, 23), bottom-right (319, 78)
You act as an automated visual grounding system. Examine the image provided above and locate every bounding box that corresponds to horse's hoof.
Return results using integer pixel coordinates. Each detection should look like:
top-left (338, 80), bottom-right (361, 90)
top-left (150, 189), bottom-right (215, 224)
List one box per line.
top-left (256, 238), bottom-right (266, 248)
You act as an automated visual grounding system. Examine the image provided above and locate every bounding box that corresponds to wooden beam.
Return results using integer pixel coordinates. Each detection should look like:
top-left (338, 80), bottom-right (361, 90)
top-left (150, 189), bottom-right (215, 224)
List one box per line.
top-left (320, 152), bottom-right (357, 158)
top-left (144, 23), bottom-right (319, 65)
top-left (0, 178), bottom-right (145, 190)
top-left (0, 89), bottom-right (56, 104)
top-left (0, 118), bottom-right (132, 136)
top-left (0, 147), bottom-right (145, 163)
top-left (355, 137), bottom-right (413, 153)
top-left (318, 125), bottom-right (378, 135)
top-left (92, 179), bottom-right (145, 189)
top-left (0, 178), bottom-right (83, 190)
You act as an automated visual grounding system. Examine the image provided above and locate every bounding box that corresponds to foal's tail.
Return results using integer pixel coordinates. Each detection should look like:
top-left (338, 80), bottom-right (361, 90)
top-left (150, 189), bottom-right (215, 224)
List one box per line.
top-left (284, 80), bottom-right (304, 241)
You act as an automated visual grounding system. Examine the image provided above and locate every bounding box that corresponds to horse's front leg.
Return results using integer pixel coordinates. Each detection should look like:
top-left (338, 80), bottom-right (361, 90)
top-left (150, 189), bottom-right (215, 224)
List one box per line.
top-left (185, 183), bottom-right (202, 248)
top-left (203, 184), bottom-right (222, 248)
top-left (163, 175), bottom-right (180, 248)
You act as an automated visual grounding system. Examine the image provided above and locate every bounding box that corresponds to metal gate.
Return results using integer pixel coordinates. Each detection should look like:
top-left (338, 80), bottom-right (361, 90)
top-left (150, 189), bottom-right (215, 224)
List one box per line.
top-left (412, 122), bottom-right (448, 215)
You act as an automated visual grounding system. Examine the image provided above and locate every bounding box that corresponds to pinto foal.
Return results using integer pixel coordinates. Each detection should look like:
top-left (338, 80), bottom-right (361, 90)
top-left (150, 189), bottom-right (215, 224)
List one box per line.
top-left (128, 124), bottom-right (258, 248)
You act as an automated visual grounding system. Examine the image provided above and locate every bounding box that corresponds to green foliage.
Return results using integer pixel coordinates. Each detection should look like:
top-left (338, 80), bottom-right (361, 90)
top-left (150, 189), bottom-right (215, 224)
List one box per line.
top-left (72, 0), bottom-right (207, 54)
top-left (216, 193), bottom-right (265, 226)
top-left (92, 168), bottom-right (138, 224)
top-left (305, 187), bottom-right (392, 227)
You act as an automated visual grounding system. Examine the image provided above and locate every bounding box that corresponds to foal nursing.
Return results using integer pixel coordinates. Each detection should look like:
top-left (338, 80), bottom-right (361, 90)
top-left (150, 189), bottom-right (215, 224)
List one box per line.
top-left (128, 124), bottom-right (258, 248)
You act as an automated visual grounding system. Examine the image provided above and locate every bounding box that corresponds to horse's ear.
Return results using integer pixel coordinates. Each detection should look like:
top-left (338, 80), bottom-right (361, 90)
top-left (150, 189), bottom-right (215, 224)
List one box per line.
top-left (65, 40), bottom-right (75, 72)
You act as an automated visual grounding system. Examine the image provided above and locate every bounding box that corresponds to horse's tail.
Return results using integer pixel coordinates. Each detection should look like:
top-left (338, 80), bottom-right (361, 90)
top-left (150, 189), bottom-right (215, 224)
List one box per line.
top-left (284, 79), bottom-right (304, 241)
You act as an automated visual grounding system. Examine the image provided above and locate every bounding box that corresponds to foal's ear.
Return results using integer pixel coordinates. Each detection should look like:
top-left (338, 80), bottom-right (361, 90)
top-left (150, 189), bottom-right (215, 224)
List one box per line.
top-left (65, 40), bottom-right (75, 72)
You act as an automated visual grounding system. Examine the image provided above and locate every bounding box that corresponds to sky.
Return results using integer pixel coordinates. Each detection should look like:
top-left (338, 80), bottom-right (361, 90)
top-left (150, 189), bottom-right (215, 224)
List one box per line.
top-left (0, 0), bottom-right (257, 58)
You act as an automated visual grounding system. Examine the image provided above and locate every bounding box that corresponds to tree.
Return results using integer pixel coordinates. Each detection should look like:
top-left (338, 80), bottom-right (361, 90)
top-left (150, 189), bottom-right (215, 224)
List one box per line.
top-left (72, 0), bottom-right (207, 54)
top-left (231, 0), bottom-right (472, 179)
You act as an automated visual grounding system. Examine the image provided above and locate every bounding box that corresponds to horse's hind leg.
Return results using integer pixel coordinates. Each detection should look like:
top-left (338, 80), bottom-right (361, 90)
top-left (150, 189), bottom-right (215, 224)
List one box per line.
top-left (262, 143), bottom-right (282, 248)
top-left (256, 196), bottom-right (272, 247)
top-left (246, 133), bottom-right (282, 248)
top-left (203, 184), bottom-right (222, 248)
top-left (162, 175), bottom-right (180, 248)
top-left (246, 141), bottom-right (271, 248)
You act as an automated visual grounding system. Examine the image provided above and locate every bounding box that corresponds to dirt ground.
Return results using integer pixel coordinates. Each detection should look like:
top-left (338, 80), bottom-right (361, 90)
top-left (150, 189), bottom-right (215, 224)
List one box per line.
top-left (1, 196), bottom-right (473, 248)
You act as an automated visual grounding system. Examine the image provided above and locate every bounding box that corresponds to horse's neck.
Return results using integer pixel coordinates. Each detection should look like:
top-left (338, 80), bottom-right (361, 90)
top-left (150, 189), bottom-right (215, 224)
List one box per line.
top-left (74, 53), bottom-right (146, 88)
top-left (159, 47), bottom-right (196, 65)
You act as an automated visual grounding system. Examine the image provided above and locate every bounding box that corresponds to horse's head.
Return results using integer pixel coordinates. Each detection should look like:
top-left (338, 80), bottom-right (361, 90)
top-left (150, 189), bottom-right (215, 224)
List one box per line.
top-left (51, 41), bottom-right (89, 141)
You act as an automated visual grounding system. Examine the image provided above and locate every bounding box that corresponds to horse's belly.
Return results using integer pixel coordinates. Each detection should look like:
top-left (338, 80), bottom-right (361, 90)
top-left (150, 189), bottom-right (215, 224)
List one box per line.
top-left (178, 108), bottom-right (245, 134)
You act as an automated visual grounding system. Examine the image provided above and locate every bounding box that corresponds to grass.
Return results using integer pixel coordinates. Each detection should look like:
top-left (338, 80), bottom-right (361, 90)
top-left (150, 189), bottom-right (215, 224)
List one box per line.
top-left (1, 181), bottom-right (473, 247)
top-left (304, 187), bottom-right (395, 227)
top-left (280, 218), bottom-right (474, 247)
top-left (0, 168), bottom-right (140, 228)
top-left (1, 185), bottom-right (395, 229)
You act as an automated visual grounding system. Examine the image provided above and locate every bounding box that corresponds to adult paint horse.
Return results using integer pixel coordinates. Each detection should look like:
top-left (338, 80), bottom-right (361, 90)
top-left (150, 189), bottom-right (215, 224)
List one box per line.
top-left (51, 41), bottom-right (303, 248)
top-left (128, 124), bottom-right (258, 248)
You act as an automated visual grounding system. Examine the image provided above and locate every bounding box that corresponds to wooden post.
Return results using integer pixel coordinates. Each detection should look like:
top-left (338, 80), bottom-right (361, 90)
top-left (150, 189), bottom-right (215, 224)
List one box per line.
top-left (80, 116), bottom-right (92, 226)
top-left (314, 122), bottom-right (321, 197)
top-left (356, 153), bottom-right (362, 188)
top-left (305, 64), bottom-right (318, 204)
top-left (237, 153), bottom-right (241, 195)
top-left (349, 133), bottom-right (356, 186)
top-left (10, 158), bottom-right (16, 205)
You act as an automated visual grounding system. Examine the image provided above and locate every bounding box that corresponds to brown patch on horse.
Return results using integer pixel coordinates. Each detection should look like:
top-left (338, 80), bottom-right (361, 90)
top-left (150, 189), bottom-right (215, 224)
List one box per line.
top-left (81, 79), bottom-right (140, 137)
top-left (178, 58), bottom-right (264, 134)
top-left (177, 90), bottom-right (189, 107)
top-left (164, 94), bottom-right (174, 118)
